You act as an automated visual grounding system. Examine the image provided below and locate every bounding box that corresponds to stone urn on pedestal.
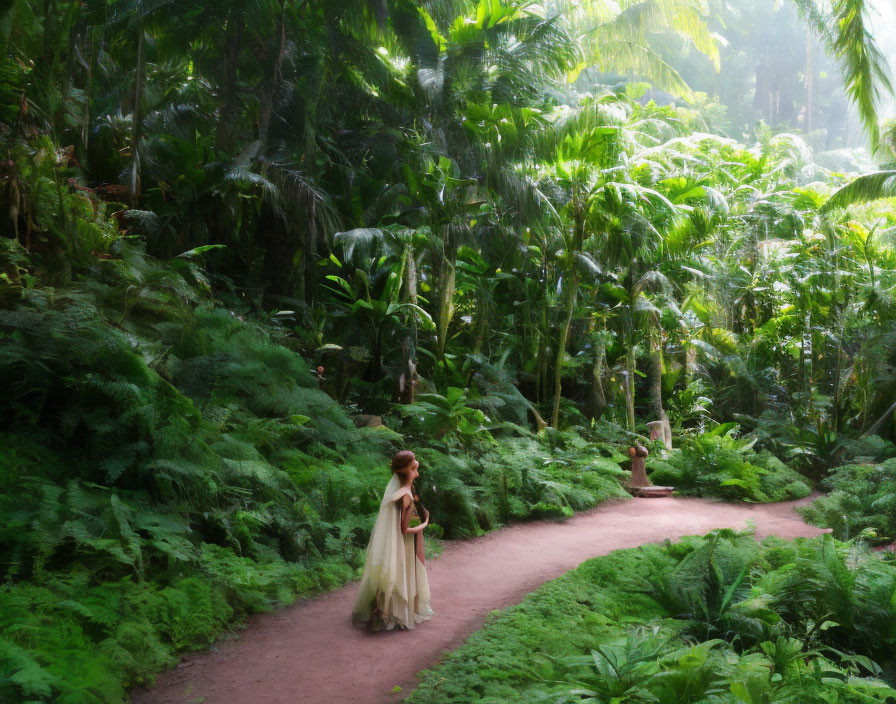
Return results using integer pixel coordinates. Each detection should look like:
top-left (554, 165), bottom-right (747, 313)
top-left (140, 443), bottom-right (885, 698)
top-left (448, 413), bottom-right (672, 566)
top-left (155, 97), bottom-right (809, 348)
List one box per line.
top-left (628, 439), bottom-right (675, 498)
top-left (628, 442), bottom-right (651, 489)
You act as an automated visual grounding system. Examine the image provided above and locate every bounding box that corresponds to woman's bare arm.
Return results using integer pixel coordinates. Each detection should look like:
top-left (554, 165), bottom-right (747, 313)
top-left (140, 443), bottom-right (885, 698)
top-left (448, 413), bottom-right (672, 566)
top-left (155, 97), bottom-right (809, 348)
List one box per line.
top-left (399, 494), bottom-right (429, 534)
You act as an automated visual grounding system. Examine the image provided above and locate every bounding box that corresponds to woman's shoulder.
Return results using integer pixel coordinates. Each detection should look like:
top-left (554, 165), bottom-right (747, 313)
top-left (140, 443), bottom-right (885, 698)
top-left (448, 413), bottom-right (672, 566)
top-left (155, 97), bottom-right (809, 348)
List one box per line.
top-left (389, 486), bottom-right (413, 504)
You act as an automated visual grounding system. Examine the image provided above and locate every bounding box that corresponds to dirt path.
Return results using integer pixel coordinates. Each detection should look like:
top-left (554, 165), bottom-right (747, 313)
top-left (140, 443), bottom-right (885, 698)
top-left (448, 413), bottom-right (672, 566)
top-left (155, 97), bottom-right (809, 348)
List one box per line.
top-left (131, 495), bottom-right (826, 704)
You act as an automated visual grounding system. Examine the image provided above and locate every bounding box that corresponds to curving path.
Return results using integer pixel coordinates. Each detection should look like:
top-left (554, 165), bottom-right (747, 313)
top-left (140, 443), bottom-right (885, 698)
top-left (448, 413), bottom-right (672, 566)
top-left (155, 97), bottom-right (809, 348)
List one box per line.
top-left (131, 494), bottom-right (826, 704)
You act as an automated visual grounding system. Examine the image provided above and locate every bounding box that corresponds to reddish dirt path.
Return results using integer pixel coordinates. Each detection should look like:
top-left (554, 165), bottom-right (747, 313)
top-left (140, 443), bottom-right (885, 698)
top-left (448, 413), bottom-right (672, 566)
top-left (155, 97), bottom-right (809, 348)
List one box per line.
top-left (131, 495), bottom-right (826, 704)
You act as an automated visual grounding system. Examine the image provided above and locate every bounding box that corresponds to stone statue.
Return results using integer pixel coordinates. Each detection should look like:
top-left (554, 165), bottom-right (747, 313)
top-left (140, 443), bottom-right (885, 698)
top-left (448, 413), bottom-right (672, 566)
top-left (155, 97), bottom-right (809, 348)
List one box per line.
top-left (646, 417), bottom-right (673, 451)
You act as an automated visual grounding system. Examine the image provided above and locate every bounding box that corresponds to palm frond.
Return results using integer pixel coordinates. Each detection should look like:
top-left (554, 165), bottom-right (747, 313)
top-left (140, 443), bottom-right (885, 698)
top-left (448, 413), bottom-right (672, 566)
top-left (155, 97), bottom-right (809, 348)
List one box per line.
top-left (821, 171), bottom-right (896, 213)
top-left (589, 39), bottom-right (696, 101)
top-left (796, 0), bottom-right (893, 150)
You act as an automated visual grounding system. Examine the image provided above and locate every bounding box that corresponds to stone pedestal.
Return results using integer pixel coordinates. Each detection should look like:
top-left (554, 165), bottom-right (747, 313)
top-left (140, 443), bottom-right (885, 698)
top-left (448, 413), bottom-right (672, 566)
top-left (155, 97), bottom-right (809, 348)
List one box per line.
top-left (628, 443), bottom-right (651, 489)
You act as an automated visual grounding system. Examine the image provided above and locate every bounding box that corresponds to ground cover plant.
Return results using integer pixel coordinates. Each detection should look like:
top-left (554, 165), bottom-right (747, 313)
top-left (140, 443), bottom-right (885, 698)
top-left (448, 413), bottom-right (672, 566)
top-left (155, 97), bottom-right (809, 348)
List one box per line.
top-left (408, 530), bottom-right (896, 704)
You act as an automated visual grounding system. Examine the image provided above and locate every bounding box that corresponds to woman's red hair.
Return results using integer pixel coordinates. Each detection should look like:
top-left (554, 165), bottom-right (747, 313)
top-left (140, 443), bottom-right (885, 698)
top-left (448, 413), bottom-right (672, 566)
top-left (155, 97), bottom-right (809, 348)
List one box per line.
top-left (391, 450), bottom-right (416, 473)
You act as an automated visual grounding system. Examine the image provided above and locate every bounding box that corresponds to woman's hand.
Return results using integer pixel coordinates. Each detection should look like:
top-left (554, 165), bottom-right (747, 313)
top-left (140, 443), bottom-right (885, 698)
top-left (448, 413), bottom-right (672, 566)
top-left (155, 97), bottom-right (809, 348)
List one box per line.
top-left (414, 507), bottom-right (430, 532)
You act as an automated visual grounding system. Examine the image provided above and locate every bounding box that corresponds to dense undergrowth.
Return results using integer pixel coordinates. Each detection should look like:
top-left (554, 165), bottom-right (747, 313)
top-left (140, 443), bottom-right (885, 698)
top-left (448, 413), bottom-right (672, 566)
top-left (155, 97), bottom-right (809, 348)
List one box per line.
top-left (647, 425), bottom-right (813, 503)
top-left (0, 239), bottom-right (631, 704)
top-left (3, 1), bottom-right (895, 700)
top-left (408, 530), bottom-right (896, 704)
top-left (799, 436), bottom-right (896, 543)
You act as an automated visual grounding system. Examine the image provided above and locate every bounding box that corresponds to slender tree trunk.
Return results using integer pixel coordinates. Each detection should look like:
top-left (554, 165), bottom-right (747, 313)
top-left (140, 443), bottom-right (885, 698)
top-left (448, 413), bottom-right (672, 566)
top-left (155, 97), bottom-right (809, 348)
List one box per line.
top-left (216, 13), bottom-right (242, 155)
top-left (536, 251), bottom-right (550, 406)
top-left (551, 194), bottom-right (584, 428)
top-left (551, 279), bottom-right (576, 428)
top-left (257, 0), bottom-right (287, 151)
top-left (831, 308), bottom-right (848, 434)
top-left (37, 0), bottom-right (58, 83)
top-left (625, 346), bottom-right (636, 431)
top-left (585, 349), bottom-right (607, 420)
top-left (648, 328), bottom-right (663, 419)
top-left (399, 248), bottom-right (419, 404)
top-left (260, 197), bottom-right (296, 299)
top-left (648, 325), bottom-right (672, 448)
top-left (473, 290), bottom-right (488, 354)
top-left (435, 245), bottom-right (456, 359)
top-left (81, 32), bottom-right (95, 153)
top-left (806, 28), bottom-right (814, 132)
top-left (372, 323), bottom-right (383, 381)
top-left (129, 25), bottom-right (145, 205)
top-left (304, 199), bottom-right (317, 305)
top-left (59, 3), bottom-right (82, 136)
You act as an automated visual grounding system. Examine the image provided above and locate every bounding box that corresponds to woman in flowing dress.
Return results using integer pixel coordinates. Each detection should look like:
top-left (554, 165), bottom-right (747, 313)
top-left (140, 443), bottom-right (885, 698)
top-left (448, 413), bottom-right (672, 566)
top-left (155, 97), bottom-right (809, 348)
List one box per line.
top-left (351, 450), bottom-right (434, 630)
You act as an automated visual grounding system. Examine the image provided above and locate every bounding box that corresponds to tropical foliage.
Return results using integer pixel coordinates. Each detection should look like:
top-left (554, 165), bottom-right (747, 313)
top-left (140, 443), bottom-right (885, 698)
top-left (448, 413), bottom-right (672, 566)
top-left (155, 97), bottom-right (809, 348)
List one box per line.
top-left (800, 443), bottom-right (896, 542)
top-left (3, 0), bottom-right (896, 702)
top-left (409, 530), bottom-right (896, 704)
top-left (647, 424), bottom-right (813, 502)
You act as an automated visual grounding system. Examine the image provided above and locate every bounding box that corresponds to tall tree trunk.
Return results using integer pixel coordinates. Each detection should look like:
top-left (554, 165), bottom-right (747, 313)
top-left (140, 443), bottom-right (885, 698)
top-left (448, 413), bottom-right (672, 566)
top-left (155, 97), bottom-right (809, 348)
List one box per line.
top-left (257, 0), bottom-right (287, 151)
top-left (37, 0), bottom-right (58, 83)
top-left (831, 306), bottom-right (848, 434)
top-left (216, 13), bottom-right (242, 155)
top-left (648, 325), bottom-right (672, 448)
top-left (58, 3), bottom-right (82, 136)
top-left (625, 346), bottom-right (636, 431)
top-left (806, 28), bottom-right (814, 133)
top-left (81, 32), bottom-right (95, 153)
top-left (399, 249), bottom-right (419, 405)
top-left (649, 328), bottom-right (664, 419)
top-left (551, 194), bottom-right (584, 428)
top-left (434, 245), bottom-right (456, 359)
top-left (260, 198), bottom-right (296, 299)
top-left (584, 342), bottom-right (607, 420)
top-left (303, 199), bottom-right (317, 305)
top-left (536, 250), bottom-right (550, 406)
top-left (536, 334), bottom-right (547, 406)
top-left (129, 25), bottom-right (145, 205)
top-left (551, 279), bottom-right (576, 428)
top-left (473, 290), bottom-right (488, 354)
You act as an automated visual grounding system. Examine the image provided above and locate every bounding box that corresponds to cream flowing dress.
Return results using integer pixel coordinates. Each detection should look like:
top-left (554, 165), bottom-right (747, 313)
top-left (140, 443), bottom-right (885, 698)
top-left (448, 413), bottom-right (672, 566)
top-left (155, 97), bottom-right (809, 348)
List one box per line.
top-left (352, 474), bottom-right (433, 630)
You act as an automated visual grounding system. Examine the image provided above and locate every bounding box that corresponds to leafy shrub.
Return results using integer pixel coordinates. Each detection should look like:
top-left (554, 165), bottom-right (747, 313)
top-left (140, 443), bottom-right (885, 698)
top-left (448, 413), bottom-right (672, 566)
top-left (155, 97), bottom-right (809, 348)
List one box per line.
top-left (800, 459), bottom-right (896, 542)
top-left (647, 425), bottom-right (812, 502)
top-left (837, 435), bottom-right (896, 465)
top-left (477, 437), bottom-right (629, 525)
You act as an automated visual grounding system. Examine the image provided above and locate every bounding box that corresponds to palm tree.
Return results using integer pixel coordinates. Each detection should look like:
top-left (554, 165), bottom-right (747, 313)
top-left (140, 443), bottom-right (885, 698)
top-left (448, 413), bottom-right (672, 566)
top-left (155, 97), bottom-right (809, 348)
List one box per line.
top-left (567, 0), bottom-right (721, 100)
top-left (793, 0), bottom-right (893, 151)
top-left (391, 0), bottom-right (578, 359)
